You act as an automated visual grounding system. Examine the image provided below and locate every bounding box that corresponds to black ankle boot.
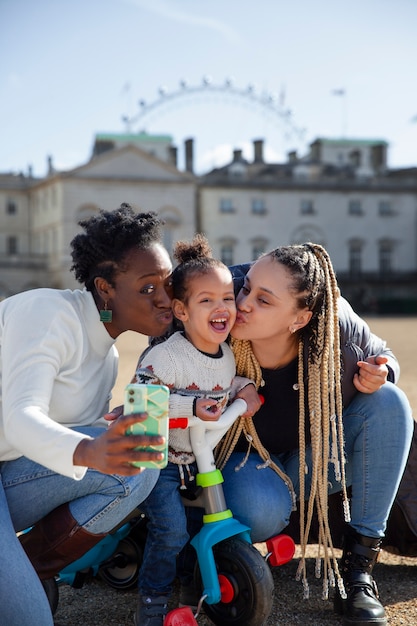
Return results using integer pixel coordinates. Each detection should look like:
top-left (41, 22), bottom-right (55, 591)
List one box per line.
top-left (334, 528), bottom-right (387, 626)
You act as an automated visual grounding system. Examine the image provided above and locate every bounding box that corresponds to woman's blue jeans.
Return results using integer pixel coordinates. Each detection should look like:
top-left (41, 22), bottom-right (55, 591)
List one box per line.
top-left (0, 477), bottom-right (54, 625)
top-left (0, 427), bottom-right (160, 535)
top-left (221, 383), bottom-right (413, 542)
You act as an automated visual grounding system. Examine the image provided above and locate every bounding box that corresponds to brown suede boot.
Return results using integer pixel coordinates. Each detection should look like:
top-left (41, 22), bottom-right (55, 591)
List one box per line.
top-left (19, 503), bottom-right (107, 580)
top-left (334, 527), bottom-right (387, 626)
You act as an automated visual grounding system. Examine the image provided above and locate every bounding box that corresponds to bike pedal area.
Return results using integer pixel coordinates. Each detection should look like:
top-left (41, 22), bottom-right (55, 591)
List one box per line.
top-left (164, 606), bottom-right (198, 625)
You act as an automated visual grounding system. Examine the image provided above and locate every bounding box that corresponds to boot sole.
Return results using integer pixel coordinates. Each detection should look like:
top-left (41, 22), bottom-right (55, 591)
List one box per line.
top-left (342, 617), bottom-right (387, 626)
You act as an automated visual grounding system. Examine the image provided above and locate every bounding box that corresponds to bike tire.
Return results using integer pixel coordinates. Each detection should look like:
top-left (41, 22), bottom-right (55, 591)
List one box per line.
top-left (98, 535), bottom-right (142, 590)
top-left (195, 537), bottom-right (274, 626)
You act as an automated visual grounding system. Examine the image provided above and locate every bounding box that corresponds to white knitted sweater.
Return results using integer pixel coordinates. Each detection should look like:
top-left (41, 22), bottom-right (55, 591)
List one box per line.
top-left (133, 331), bottom-right (250, 464)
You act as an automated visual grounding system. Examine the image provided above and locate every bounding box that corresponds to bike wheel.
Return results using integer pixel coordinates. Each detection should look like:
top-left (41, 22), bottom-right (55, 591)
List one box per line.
top-left (195, 537), bottom-right (274, 626)
top-left (98, 535), bottom-right (142, 590)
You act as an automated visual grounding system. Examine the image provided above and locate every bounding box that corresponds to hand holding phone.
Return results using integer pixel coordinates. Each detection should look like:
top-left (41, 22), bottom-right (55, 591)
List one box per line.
top-left (124, 383), bottom-right (169, 469)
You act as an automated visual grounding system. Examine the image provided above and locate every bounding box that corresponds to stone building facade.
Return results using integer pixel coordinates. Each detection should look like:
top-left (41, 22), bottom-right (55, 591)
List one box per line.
top-left (198, 138), bottom-right (417, 312)
top-left (1, 133), bottom-right (416, 312)
top-left (0, 133), bottom-right (196, 296)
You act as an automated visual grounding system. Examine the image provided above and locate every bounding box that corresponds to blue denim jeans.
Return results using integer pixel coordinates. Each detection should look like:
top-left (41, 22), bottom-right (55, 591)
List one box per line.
top-left (0, 427), bottom-right (160, 535)
top-left (0, 477), bottom-right (53, 625)
top-left (138, 460), bottom-right (199, 596)
top-left (221, 383), bottom-right (413, 542)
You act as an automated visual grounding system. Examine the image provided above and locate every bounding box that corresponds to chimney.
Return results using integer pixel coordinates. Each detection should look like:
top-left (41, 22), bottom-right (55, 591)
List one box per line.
top-left (253, 139), bottom-right (264, 163)
top-left (169, 145), bottom-right (178, 168)
top-left (233, 149), bottom-right (243, 162)
top-left (185, 138), bottom-right (194, 173)
top-left (47, 155), bottom-right (54, 175)
top-left (288, 150), bottom-right (298, 163)
top-left (371, 143), bottom-right (387, 173)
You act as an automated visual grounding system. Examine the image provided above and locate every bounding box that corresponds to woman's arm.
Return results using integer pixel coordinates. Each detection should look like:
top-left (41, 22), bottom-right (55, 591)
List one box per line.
top-left (338, 297), bottom-right (399, 396)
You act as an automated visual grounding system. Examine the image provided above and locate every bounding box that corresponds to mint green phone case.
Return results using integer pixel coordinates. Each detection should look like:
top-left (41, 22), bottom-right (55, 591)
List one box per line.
top-left (124, 383), bottom-right (169, 469)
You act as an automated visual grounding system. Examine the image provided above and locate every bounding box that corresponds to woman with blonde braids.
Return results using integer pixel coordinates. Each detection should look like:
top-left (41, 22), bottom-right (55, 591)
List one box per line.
top-left (217, 243), bottom-right (413, 626)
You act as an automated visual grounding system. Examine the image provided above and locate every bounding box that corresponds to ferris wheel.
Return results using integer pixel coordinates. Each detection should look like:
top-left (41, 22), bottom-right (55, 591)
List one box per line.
top-left (121, 75), bottom-right (307, 149)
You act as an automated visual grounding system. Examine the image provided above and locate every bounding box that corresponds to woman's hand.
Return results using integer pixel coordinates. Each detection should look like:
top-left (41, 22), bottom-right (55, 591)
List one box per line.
top-left (195, 398), bottom-right (222, 422)
top-left (73, 413), bottom-right (166, 475)
top-left (104, 405), bottom-right (123, 427)
top-left (353, 355), bottom-right (389, 394)
top-left (235, 383), bottom-right (262, 418)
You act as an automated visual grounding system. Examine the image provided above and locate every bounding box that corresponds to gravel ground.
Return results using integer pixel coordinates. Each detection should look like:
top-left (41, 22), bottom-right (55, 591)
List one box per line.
top-left (53, 545), bottom-right (417, 626)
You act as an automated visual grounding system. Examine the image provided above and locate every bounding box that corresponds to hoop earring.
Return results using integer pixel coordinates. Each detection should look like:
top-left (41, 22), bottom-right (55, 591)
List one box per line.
top-left (100, 301), bottom-right (113, 323)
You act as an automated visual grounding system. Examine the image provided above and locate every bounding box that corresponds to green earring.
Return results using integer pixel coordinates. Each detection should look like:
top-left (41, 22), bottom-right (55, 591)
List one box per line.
top-left (100, 301), bottom-right (112, 323)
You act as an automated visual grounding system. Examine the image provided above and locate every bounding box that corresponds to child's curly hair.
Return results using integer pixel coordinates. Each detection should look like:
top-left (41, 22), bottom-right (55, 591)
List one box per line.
top-left (172, 233), bottom-right (229, 303)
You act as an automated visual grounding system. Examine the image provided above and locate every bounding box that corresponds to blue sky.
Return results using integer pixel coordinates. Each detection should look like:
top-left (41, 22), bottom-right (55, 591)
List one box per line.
top-left (1, 0), bottom-right (417, 177)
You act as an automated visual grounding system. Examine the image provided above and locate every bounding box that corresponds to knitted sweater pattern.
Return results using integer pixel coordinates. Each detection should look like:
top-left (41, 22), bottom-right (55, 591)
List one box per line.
top-left (134, 331), bottom-right (239, 464)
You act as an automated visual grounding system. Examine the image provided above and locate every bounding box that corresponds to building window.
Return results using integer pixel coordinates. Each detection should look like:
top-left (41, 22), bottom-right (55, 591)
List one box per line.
top-left (251, 239), bottom-right (268, 260)
top-left (349, 240), bottom-right (363, 275)
top-left (219, 242), bottom-right (235, 266)
top-left (159, 207), bottom-right (181, 258)
top-left (349, 150), bottom-right (361, 168)
top-left (291, 226), bottom-right (325, 247)
top-left (6, 199), bottom-right (17, 215)
top-left (162, 227), bottom-right (175, 258)
top-left (77, 204), bottom-right (99, 223)
top-left (219, 198), bottom-right (235, 213)
top-left (251, 198), bottom-right (267, 215)
top-left (379, 240), bottom-right (393, 273)
top-left (229, 163), bottom-right (245, 178)
top-left (7, 236), bottom-right (18, 255)
top-left (300, 199), bottom-right (314, 215)
top-left (378, 200), bottom-right (393, 216)
top-left (348, 200), bottom-right (363, 216)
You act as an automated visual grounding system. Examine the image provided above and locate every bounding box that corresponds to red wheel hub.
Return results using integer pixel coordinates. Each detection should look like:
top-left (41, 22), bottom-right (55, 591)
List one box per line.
top-left (218, 574), bottom-right (235, 603)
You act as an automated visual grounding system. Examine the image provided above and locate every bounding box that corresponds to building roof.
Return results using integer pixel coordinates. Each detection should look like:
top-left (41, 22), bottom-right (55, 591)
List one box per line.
top-left (0, 173), bottom-right (38, 190)
top-left (94, 131), bottom-right (173, 143)
top-left (312, 137), bottom-right (388, 147)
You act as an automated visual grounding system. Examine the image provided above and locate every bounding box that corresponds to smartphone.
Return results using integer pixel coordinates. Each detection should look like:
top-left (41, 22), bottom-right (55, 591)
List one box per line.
top-left (124, 383), bottom-right (169, 469)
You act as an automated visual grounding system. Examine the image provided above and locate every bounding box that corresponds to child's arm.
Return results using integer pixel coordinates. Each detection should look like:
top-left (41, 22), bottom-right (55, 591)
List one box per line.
top-left (230, 375), bottom-right (256, 399)
top-left (134, 363), bottom-right (197, 420)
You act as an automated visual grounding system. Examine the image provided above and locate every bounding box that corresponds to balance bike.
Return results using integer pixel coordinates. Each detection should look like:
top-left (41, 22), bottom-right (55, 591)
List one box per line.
top-left (165, 399), bottom-right (295, 626)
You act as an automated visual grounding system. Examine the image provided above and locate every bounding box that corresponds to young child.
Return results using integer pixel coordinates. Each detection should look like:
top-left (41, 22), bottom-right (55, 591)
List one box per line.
top-left (132, 234), bottom-right (253, 626)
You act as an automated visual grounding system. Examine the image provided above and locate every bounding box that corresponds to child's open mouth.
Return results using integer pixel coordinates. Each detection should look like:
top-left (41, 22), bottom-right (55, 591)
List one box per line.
top-left (210, 317), bottom-right (228, 331)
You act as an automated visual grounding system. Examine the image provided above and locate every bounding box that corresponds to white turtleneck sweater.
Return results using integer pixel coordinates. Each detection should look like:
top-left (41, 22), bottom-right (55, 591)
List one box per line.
top-left (0, 288), bottom-right (118, 479)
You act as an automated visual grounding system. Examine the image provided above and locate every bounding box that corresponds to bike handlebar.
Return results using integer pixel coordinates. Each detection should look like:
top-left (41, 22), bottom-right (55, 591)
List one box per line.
top-left (186, 398), bottom-right (247, 430)
top-left (187, 399), bottom-right (248, 470)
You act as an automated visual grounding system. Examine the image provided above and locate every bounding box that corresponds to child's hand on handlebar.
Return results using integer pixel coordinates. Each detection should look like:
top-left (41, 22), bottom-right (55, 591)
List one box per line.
top-left (195, 398), bottom-right (222, 421)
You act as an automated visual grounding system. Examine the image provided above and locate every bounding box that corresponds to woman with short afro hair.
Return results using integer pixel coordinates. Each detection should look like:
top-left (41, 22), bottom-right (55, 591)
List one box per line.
top-left (0, 203), bottom-right (174, 603)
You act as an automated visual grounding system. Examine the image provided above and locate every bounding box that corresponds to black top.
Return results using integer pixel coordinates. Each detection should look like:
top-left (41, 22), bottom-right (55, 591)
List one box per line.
top-left (234, 357), bottom-right (311, 455)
